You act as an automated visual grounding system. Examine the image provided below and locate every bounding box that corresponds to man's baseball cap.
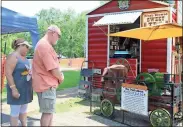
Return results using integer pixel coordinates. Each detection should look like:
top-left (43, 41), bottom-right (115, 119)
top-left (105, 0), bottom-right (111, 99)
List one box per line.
top-left (47, 25), bottom-right (61, 36)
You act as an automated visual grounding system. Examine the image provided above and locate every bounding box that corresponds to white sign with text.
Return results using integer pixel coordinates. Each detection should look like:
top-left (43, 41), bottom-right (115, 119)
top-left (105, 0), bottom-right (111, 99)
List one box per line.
top-left (121, 84), bottom-right (148, 116)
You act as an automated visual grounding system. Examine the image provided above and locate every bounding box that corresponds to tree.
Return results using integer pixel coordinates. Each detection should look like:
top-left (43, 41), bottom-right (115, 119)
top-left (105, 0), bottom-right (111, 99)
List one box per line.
top-left (36, 8), bottom-right (86, 58)
top-left (1, 32), bottom-right (32, 55)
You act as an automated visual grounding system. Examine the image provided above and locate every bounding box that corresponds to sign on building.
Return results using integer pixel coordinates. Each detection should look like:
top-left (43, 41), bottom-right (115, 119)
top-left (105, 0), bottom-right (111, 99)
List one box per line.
top-left (141, 10), bottom-right (170, 27)
top-left (118, 0), bottom-right (130, 10)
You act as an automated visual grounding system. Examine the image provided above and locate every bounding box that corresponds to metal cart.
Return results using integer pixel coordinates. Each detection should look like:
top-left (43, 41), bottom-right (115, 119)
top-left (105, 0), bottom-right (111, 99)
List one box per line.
top-left (89, 58), bottom-right (183, 126)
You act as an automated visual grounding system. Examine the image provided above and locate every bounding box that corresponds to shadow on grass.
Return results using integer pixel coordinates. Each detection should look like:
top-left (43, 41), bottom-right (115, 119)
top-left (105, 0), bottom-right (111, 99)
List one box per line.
top-left (74, 99), bottom-right (89, 106)
top-left (75, 98), bottom-right (101, 108)
top-left (86, 109), bottom-right (151, 127)
top-left (1, 113), bottom-right (40, 126)
top-left (56, 87), bottom-right (78, 99)
top-left (86, 115), bottom-right (124, 126)
top-left (75, 99), bottom-right (150, 127)
top-left (85, 110), bottom-right (150, 126)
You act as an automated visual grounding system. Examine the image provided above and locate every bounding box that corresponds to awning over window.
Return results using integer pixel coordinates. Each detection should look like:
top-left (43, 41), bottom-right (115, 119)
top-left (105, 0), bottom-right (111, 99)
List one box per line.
top-left (93, 11), bottom-right (142, 26)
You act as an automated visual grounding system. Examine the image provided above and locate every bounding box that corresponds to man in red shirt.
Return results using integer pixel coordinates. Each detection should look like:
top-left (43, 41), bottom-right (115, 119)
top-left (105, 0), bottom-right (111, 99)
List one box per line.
top-left (32, 25), bottom-right (64, 126)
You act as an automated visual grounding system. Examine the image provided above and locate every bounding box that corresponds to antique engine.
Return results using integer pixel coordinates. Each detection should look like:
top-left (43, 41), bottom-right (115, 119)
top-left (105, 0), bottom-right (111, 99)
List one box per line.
top-left (135, 72), bottom-right (170, 96)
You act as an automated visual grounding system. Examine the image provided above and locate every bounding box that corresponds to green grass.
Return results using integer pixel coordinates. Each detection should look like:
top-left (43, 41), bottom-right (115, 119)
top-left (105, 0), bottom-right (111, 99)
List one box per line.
top-left (1, 88), bottom-right (7, 102)
top-left (57, 70), bottom-right (80, 91)
top-left (55, 98), bottom-right (88, 113)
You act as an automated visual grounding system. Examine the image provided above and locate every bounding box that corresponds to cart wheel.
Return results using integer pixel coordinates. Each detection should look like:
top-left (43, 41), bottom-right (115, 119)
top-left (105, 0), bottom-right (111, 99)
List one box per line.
top-left (100, 99), bottom-right (114, 118)
top-left (149, 108), bottom-right (171, 127)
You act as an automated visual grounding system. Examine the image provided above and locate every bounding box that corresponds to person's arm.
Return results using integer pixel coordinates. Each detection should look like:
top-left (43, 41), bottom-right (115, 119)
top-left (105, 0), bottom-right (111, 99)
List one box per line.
top-left (50, 68), bottom-right (63, 82)
top-left (5, 54), bottom-right (17, 89)
top-left (40, 49), bottom-right (64, 83)
top-left (5, 54), bottom-right (20, 99)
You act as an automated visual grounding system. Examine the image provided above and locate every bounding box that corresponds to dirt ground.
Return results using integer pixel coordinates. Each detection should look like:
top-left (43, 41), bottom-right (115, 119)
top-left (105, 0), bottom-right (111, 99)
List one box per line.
top-left (1, 87), bottom-right (125, 126)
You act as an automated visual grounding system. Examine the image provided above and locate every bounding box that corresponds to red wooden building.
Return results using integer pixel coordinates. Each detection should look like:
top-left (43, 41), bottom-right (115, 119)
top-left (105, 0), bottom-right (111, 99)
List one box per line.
top-left (85, 0), bottom-right (182, 88)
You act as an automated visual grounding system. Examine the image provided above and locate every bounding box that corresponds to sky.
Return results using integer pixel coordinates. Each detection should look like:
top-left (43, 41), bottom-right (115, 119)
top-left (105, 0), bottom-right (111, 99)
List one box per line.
top-left (2, 1), bottom-right (101, 16)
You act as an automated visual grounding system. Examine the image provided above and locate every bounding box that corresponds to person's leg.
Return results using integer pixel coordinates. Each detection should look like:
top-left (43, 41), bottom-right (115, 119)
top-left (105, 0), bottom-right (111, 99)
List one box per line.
top-left (37, 92), bottom-right (53, 126)
top-left (40, 113), bottom-right (53, 126)
top-left (37, 93), bottom-right (47, 126)
top-left (39, 88), bottom-right (56, 126)
top-left (19, 104), bottom-right (28, 126)
top-left (10, 105), bottom-right (21, 126)
top-left (49, 113), bottom-right (53, 126)
top-left (48, 88), bottom-right (56, 126)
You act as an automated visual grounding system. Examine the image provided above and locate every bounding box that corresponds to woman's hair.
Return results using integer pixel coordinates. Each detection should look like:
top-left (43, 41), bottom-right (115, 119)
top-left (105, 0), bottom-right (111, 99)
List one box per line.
top-left (12, 38), bottom-right (25, 50)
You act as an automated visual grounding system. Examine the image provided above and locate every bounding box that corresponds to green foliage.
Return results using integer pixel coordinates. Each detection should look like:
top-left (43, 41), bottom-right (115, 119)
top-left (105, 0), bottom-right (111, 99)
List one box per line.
top-left (1, 7), bottom-right (87, 58)
top-left (36, 8), bottom-right (86, 58)
top-left (1, 32), bottom-right (32, 55)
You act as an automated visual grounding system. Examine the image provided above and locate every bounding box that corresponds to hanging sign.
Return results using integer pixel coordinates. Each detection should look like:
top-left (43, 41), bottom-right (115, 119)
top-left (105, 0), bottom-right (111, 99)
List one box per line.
top-left (141, 10), bottom-right (170, 27)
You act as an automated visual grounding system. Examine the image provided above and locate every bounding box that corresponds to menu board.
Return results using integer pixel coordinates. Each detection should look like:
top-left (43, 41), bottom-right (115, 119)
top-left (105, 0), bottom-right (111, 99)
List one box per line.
top-left (121, 83), bottom-right (148, 116)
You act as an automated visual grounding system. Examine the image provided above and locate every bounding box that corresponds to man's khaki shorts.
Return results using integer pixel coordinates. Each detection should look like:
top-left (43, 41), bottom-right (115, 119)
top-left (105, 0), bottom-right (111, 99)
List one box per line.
top-left (37, 87), bottom-right (56, 113)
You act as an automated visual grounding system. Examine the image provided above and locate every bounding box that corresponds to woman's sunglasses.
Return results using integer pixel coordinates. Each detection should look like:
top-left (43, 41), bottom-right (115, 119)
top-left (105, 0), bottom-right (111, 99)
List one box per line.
top-left (23, 44), bottom-right (29, 49)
